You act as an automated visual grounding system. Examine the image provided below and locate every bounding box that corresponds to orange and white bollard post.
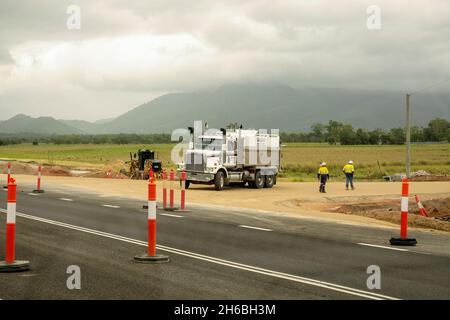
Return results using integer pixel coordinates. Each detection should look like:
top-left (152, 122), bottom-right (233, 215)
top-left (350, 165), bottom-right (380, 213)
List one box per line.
top-left (134, 175), bottom-right (169, 263)
top-left (142, 168), bottom-right (155, 209)
top-left (3, 162), bottom-right (11, 189)
top-left (149, 167), bottom-right (154, 181)
top-left (164, 169), bottom-right (178, 211)
top-left (415, 195), bottom-right (429, 217)
top-left (33, 165), bottom-right (45, 193)
top-left (390, 177), bottom-right (417, 246)
top-left (162, 169), bottom-right (167, 209)
top-left (176, 170), bottom-right (190, 212)
top-left (169, 169), bottom-right (175, 209)
top-left (0, 177), bottom-right (30, 272)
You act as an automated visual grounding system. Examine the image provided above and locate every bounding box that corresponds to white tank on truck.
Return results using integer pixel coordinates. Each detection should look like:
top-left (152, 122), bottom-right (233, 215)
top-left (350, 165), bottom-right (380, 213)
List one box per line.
top-left (178, 123), bottom-right (280, 191)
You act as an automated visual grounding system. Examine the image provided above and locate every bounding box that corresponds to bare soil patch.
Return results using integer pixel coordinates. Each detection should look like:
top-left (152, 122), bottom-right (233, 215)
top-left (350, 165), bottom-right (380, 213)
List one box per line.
top-left (0, 160), bottom-right (130, 179)
top-left (326, 197), bottom-right (450, 232)
top-left (410, 175), bottom-right (450, 182)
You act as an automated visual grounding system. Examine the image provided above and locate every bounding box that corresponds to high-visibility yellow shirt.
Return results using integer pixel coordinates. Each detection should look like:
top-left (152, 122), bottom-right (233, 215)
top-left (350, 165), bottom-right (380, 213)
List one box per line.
top-left (318, 166), bottom-right (329, 175)
top-left (343, 164), bottom-right (355, 173)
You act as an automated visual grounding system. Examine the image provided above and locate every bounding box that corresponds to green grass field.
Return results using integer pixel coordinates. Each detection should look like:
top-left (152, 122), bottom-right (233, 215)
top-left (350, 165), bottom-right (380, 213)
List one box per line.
top-left (0, 144), bottom-right (175, 168)
top-left (0, 143), bottom-right (449, 181)
top-left (280, 143), bottom-right (450, 181)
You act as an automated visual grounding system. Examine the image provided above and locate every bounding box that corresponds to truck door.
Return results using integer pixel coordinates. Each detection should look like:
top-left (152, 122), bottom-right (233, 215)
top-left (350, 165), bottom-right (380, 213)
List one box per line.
top-left (225, 138), bottom-right (237, 166)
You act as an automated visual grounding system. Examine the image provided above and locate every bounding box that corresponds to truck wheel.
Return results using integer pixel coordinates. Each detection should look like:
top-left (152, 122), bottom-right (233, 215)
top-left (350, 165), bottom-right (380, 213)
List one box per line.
top-left (264, 175), bottom-right (274, 188)
top-left (214, 172), bottom-right (225, 191)
top-left (254, 171), bottom-right (265, 189)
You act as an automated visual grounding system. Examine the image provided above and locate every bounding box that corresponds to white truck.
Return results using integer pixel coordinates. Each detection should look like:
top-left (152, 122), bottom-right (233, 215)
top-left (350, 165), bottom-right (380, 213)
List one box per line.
top-left (178, 124), bottom-right (280, 191)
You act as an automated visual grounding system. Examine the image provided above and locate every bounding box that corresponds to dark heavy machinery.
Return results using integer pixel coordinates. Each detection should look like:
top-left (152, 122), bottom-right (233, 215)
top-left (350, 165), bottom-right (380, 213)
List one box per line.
top-left (127, 149), bottom-right (162, 180)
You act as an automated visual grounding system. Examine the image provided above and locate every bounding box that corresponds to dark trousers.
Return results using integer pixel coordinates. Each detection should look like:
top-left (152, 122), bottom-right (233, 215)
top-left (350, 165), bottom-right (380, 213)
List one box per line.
top-left (319, 175), bottom-right (328, 192)
top-left (345, 173), bottom-right (354, 189)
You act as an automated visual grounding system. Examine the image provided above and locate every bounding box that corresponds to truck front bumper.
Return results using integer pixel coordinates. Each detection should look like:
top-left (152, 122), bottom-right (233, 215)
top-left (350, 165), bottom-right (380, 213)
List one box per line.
top-left (183, 171), bottom-right (215, 183)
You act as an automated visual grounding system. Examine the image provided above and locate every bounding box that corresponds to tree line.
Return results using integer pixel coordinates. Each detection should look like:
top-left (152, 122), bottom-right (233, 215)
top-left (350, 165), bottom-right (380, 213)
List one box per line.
top-left (0, 118), bottom-right (448, 146)
top-left (0, 133), bottom-right (172, 146)
top-left (280, 118), bottom-right (450, 145)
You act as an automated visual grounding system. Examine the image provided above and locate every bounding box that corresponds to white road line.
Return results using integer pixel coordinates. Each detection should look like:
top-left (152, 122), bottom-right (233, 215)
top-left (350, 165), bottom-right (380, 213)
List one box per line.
top-left (239, 225), bottom-right (273, 232)
top-left (357, 243), bottom-right (409, 252)
top-left (60, 198), bottom-right (74, 202)
top-left (0, 208), bottom-right (398, 300)
top-left (102, 204), bottom-right (120, 209)
top-left (27, 193), bottom-right (39, 196)
top-left (159, 213), bottom-right (183, 218)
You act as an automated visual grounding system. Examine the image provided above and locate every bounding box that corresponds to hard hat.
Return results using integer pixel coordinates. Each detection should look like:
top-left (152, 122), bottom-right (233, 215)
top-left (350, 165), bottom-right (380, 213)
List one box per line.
top-left (349, 160), bottom-right (353, 164)
top-left (321, 162), bottom-right (326, 166)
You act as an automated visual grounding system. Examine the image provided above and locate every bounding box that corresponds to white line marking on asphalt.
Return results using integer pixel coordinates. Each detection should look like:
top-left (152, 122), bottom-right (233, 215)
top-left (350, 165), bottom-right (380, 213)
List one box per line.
top-left (0, 208), bottom-right (399, 300)
top-left (60, 198), bottom-right (74, 202)
top-left (27, 193), bottom-right (39, 196)
top-left (357, 243), bottom-right (409, 252)
top-left (239, 225), bottom-right (273, 232)
top-left (102, 204), bottom-right (120, 209)
top-left (159, 213), bottom-right (183, 218)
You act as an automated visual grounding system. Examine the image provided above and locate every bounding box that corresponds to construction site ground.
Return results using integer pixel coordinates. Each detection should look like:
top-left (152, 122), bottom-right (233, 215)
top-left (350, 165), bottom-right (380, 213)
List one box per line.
top-left (2, 159), bottom-right (449, 234)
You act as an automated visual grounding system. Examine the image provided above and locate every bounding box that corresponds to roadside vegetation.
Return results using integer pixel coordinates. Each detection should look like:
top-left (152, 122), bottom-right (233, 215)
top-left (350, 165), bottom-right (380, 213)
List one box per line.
top-left (0, 133), bottom-right (172, 146)
top-left (1, 118), bottom-right (448, 146)
top-left (280, 118), bottom-right (450, 145)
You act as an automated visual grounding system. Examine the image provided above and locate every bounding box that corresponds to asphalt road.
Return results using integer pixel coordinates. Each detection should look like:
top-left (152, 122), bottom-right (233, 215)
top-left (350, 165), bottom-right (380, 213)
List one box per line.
top-left (0, 183), bottom-right (449, 299)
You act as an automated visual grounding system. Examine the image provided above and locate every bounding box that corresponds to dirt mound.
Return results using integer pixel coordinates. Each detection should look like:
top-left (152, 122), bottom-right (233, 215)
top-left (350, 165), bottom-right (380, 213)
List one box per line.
top-left (422, 198), bottom-right (450, 221)
top-left (0, 161), bottom-right (72, 177)
top-left (278, 195), bottom-right (450, 232)
top-left (410, 175), bottom-right (450, 182)
top-left (0, 160), bottom-right (133, 179)
top-left (42, 166), bottom-right (72, 177)
top-left (83, 170), bottom-right (129, 179)
top-left (81, 160), bottom-right (129, 179)
top-left (0, 161), bottom-right (39, 175)
top-left (333, 198), bottom-right (450, 232)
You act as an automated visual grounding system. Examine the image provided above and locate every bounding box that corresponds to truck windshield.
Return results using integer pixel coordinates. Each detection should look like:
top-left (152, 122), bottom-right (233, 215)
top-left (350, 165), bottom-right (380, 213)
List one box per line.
top-left (201, 138), bottom-right (222, 151)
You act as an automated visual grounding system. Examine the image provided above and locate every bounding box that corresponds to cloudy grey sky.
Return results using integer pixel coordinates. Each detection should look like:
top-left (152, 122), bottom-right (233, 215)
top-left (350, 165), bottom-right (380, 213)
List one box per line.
top-left (0, 0), bottom-right (449, 121)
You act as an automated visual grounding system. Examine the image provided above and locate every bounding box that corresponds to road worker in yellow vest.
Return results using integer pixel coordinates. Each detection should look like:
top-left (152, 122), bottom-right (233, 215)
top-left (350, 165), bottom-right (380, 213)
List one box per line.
top-left (343, 160), bottom-right (355, 190)
top-left (317, 162), bottom-right (329, 193)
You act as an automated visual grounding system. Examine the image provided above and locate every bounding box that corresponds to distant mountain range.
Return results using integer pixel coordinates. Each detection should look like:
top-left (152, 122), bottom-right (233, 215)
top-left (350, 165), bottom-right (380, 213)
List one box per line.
top-left (0, 114), bottom-right (83, 134)
top-left (0, 84), bottom-right (449, 134)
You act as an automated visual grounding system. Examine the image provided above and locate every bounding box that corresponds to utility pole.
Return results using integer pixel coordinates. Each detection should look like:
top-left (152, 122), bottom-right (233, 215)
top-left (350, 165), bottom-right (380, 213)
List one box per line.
top-left (403, 78), bottom-right (450, 178)
top-left (405, 93), bottom-right (411, 178)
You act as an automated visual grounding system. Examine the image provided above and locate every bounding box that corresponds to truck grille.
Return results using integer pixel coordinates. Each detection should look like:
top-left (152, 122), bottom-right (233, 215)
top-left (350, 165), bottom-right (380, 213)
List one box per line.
top-left (185, 152), bottom-right (205, 172)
